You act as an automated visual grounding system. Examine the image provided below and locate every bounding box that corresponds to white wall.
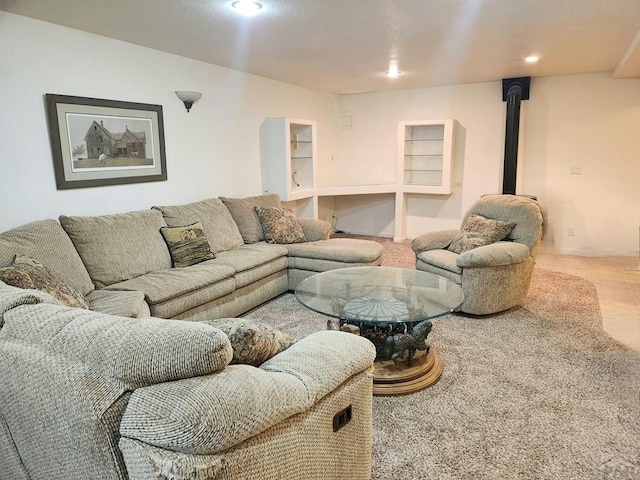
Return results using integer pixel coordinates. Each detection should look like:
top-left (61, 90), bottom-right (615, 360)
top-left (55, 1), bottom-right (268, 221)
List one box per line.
top-left (333, 75), bottom-right (640, 255)
top-left (0, 12), bottom-right (339, 232)
top-left (521, 74), bottom-right (640, 255)
top-left (1, 12), bottom-right (638, 256)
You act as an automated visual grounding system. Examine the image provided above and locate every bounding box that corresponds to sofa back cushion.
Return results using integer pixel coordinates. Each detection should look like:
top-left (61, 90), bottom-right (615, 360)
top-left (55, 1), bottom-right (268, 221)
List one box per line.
top-left (219, 194), bottom-right (281, 244)
top-left (462, 194), bottom-right (543, 253)
top-left (59, 209), bottom-right (171, 288)
top-left (152, 198), bottom-right (244, 254)
top-left (0, 219), bottom-right (94, 296)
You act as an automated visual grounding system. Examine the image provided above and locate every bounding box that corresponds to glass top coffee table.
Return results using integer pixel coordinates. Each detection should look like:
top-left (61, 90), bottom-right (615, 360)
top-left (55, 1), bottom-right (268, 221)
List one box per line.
top-left (295, 266), bottom-right (464, 396)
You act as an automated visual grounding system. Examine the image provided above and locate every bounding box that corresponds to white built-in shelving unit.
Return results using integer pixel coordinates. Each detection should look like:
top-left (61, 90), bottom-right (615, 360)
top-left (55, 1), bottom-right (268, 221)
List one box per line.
top-left (260, 118), bottom-right (317, 217)
top-left (260, 117), bottom-right (459, 240)
top-left (394, 119), bottom-right (458, 240)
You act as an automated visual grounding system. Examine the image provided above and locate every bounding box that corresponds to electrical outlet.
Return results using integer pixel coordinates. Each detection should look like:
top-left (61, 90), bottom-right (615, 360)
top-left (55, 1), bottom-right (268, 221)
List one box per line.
top-left (568, 227), bottom-right (575, 236)
top-left (570, 165), bottom-right (582, 175)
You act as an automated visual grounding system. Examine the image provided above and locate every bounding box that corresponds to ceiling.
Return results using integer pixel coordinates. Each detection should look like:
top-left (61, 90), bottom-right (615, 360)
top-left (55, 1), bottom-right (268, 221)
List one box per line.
top-left (2, 0), bottom-right (639, 94)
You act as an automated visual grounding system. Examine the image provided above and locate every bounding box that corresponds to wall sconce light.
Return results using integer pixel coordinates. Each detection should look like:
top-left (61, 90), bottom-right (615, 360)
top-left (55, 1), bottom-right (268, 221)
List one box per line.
top-left (175, 91), bottom-right (202, 112)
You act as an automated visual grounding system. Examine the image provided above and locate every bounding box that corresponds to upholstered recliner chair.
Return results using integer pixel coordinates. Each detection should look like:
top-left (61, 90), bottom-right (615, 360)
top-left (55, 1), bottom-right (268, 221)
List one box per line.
top-left (411, 194), bottom-right (543, 315)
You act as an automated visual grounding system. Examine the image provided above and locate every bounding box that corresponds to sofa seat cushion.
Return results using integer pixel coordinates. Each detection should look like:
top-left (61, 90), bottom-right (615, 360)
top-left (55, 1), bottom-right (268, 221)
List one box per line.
top-left (416, 249), bottom-right (462, 275)
top-left (286, 238), bottom-right (383, 271)
top-left (105, 263), bottom-right (236, 319)
top-left (60, 210), bottom-right (171, 288)
top-left (119, 330), bottom-right (375, 455)
top-left (212, 243), bottom-right (288, 288)
top-left (85, 289), bottom-right (150, 318)
top-left (0, 219), bottom-right (94, 296)
top-left (219, 194), bottom-right (281, 244)
top-left (153, 198), bottom-right (244, 254)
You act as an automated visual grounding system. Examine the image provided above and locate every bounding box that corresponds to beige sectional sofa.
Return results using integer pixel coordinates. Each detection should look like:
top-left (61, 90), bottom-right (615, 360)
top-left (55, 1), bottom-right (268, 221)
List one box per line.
top-left (0, 194), bottom-right (383, 321)
top-left (0, 194), bottom-right (384, 479)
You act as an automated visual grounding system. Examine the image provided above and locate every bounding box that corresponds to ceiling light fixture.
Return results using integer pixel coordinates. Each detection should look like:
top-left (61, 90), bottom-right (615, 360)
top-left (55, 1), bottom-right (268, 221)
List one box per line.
top-left (386, 65), bottom-right (401, 78)
top-left (231, 1), bottom-right (263, 16)
top-left (524, 55), bottom-right (540, 63)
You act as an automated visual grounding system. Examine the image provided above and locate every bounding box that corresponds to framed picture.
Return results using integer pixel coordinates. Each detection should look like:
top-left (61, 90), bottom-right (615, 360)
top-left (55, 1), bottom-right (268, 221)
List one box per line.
top-left (45, 94), bottom-right (167, 189)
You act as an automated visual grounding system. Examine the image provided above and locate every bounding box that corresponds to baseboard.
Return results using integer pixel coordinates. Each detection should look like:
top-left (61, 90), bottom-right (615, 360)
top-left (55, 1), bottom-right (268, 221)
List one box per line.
top-left (335, 228), bottom-right (394, 239)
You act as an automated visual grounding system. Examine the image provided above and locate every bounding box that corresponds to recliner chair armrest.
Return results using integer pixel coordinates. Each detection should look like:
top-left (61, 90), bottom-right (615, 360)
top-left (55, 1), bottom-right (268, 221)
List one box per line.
top-left (411, 230), bottom-right (459, 253)
top-left (456, 241), bottom-right (531, 268)
top-left (297, 218), bottom-right (332, 241)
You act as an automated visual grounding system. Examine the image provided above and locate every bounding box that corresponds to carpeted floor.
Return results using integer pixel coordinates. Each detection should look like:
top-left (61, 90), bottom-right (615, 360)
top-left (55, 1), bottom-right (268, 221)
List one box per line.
top-left (245, 238), bottom-right (640, 480)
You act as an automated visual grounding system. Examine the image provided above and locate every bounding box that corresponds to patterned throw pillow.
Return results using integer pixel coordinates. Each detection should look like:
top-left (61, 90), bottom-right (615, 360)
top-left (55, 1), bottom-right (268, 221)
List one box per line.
top-left (160, 222), bottom-right (215, 268)
top-left (254, 206), bottom-right (307, 244)
top-left (0, 255), bottom-right (89, 308)
top-left (448, 213), bottom-right (516, 254)
top-left (200, 318), bottom-right (296, 366)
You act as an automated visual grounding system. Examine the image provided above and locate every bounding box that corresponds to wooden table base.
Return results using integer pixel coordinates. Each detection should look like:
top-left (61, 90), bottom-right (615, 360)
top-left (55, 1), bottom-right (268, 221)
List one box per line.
top-left (372, 347), bottom-right (443, 396)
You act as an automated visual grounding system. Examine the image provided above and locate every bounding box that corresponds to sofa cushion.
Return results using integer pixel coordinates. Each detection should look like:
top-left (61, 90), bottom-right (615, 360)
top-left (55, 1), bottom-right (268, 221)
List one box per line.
top-left (297, 218), bottom-right (332, 241)
top-left (448, 213), bottom-right (516, 254)
top-left (160, 222), bottom-right (215, 268)
top-left (0, 255), bottom-right (88, 309)
top-left (0, 219), bottom-right (94, 296)
top-left (463, 194), bottom-right (543, 252)
top-left (416, 249), bottom-right (462, 274)
top-left (219, 194), bottom-right (281, 243)
top-left (105, 263), bottom-right (236, 319)
top-left (200, 318), bottom-right (295, 366)
top-left (286, 238), bottom-right (384, 265)
top-left (152, 198), bottom-right (244, 254)
top-left (254, 206), bottom-right (306, 244)
top-left (212, 243), bottom-right (288, 288)
top-left (84, 289), bottom-right (150, 318)
top-left (59, 209), bottom-right (171, 288)
top-left (1, 301), bottom-right (233, 389)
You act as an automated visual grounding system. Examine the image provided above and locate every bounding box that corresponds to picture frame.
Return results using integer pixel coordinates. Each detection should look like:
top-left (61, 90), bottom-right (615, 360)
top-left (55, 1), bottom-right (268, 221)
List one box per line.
top-left (45, 94), bottom-right (167, 189)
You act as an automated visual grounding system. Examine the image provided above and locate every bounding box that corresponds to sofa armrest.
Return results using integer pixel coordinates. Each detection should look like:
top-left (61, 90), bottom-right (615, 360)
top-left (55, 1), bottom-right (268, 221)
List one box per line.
top-left (85, 289), bottom-right (150, 318)
top-left (119, 330), bottom-right (376, 456)
top-left (411, 230), bottom-right (459, 254)
top-left (456, 241), bottom-right (531, 268)
top-left (260, 330), bottom-right (376, 402)
top-left (297, 218), bottom-right (332, 241)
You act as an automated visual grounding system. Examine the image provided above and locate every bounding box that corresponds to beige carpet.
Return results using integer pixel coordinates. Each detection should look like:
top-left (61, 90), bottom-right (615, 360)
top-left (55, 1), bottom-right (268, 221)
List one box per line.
top-left (245, 240), bottom-right (640, 480)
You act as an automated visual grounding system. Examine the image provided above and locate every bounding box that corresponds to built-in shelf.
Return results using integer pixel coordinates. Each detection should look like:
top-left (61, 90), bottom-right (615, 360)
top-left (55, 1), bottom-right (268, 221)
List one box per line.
top-left (398, 120), bottom-right (457, 195)
top-left (260, 118), bottom-right (318, 217)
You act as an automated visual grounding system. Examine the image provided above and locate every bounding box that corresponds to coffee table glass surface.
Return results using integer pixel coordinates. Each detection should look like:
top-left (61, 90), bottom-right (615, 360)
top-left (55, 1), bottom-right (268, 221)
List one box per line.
top-left (295, 266), bottom-right (464, 326)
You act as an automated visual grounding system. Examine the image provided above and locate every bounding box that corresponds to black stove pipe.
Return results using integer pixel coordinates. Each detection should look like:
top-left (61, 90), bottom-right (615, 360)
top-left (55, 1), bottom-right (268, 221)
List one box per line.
top-left (501, 77), bottom-right (531, 195)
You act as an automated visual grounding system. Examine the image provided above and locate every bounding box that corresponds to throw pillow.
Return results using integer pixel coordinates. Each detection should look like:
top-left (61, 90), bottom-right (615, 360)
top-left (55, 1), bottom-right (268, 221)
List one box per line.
top-left (200, 318), bottom-right (296, 366)
top-left (448, 213), bottom-right (516, 254)
top-left (0, 255), bottom-right (89, 309)
top-left (160, 222), bottom-right (215, 268)
top-left (254, 206), bottom-right (307, 244)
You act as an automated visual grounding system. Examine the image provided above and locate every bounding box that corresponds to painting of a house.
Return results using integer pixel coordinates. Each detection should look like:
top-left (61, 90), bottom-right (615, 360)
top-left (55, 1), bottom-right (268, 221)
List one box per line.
top-left (84, 120), bottom-right (147, 159)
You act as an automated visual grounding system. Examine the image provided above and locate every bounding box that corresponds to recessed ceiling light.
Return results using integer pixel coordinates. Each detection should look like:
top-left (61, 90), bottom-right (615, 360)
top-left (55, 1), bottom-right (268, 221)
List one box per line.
top-left (386, 65), bottom-right (401, 78)
top-left (524, 55), bottom-right (540, 63)
top-left (231, 1), bottom-right (263, 16)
